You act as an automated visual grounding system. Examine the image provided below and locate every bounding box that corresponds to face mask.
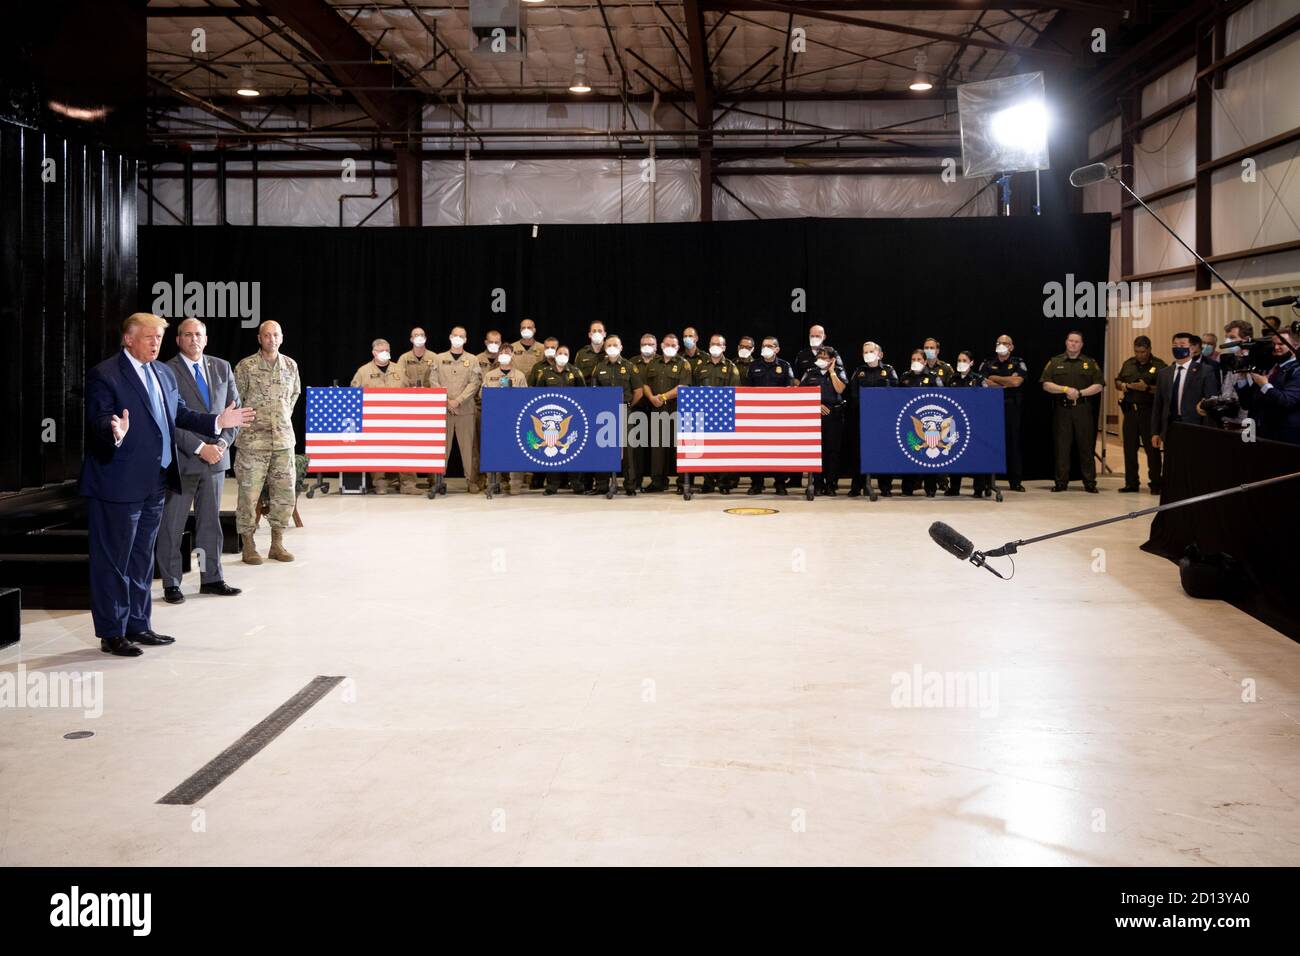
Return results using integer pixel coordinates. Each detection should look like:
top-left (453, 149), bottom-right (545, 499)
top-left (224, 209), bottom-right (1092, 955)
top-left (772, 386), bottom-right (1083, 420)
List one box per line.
top-left (957, 361), bottom-right (971, 374)
top-left (865, 352), bottom-right (880, 366)
top-left (924, 348), bottom-right (937, 360)
top-left (1222, 340), bottom-right (1241, 352)
top-left (640, 345), bottom-right (655, 357)
top-left (556, 354), bottom-right (569, 368)
top-left (683, 337), bottom-right (696, 350)
top-left (910, 361), bottom-right (924, 373)
top-left (809, 336), bottom-right (823, 348)
top-left (1172, 346), bottom-right (1190, 360)
top-left (761, 347), bottom-right (775, 360)
top-left (591, 331), bottom-right (605, 344)
top-left (376, 351), bottom-right (391, 364)
top-left (544, 347), bottom-right (557, 358)
top-left (498, 353), bottom-right (512, 366)
top-left (411, 336), bottom-right (426, 348)
top-left (709, 345), bottom-right (724, 357)
top-left (606, 346), bottom-right (621, 359)
top-left (738, 348), bottom-right (752, 359)
top-left (815, 358), bottom-right (829, 370)
top-left (487, 342), bottom-right (500, 354)
top-left (663, 346), bottom-right (678, 359)
top-left (520, 328), bottom-right (535, 340)
top-left (995, 344), bottom-right (1010, 356)
top-left (1201, 344), bottom-right (1214, 356)
top-left (450, 336), bottom-right (465, 349)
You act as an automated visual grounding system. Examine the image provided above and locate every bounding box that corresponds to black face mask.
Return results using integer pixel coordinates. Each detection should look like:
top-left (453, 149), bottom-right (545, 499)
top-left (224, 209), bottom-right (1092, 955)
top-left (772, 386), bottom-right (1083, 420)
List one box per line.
top-left (1172, 346), bottom-right (1191, 360)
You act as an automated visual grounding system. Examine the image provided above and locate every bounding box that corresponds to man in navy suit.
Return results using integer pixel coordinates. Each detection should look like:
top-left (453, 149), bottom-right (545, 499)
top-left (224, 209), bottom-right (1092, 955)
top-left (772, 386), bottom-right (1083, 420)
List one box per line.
top-left (1239, 327), bottom-right (1300, 444)
top-left (1151, 331), bottom-right (1218, 451)
top-left (80, 313), bottom-right (256, 656)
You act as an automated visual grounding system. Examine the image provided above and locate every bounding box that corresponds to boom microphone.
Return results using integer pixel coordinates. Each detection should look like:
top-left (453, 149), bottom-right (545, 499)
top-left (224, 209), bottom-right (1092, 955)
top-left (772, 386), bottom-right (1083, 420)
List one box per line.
top-left (1262, 294), bottom-right (1299, 308)
top-left (929, 522), bottom-right (974, 561)
top-left (1067, 162), bottom-right (1117, 187)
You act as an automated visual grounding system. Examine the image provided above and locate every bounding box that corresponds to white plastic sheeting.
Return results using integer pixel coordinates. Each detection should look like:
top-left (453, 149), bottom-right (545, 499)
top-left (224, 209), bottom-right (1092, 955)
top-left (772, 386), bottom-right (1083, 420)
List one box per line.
top-left (713, 158), bottom-right (995, 220)
top-left (1211, 27), bottom-right (1300, 157)
top-left (1133, 189), bottom-right (1196, 275)
top-left (1211, 141), bottom-right (1300, 252)
top-left (422, 158), bottom-right (700, 224)
top-left (1133, 109), bottom-right (1196, 194)
top-left (1226, 0), bottom-right (1300, 51)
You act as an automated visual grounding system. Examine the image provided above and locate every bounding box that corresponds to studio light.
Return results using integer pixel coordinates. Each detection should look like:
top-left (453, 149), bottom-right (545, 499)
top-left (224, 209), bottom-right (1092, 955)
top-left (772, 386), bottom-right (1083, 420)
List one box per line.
top-left (569, 49), bottom-right (591, 94)
top-left (956, 71), bottom-right (1050, 178)
top-left (991, 100), bottom-right (1049, 153)
top-left (908, 53), bottom-right (932, 92)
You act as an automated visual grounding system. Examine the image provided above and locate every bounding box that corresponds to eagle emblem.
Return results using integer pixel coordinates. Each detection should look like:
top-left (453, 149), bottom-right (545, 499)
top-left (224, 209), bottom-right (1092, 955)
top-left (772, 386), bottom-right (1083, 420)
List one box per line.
top-left (527, 406), bottom-right (577, 457)
top-left (907, 405), bottom-right (959, 459)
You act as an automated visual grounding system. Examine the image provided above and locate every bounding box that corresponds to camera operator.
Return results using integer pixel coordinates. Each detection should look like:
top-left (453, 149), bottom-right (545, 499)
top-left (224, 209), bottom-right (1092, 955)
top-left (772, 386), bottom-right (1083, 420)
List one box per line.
top-left (1199, 319), bottom-right (1254, 429)
top-left (1238, 325), bottom-right (1300, 444)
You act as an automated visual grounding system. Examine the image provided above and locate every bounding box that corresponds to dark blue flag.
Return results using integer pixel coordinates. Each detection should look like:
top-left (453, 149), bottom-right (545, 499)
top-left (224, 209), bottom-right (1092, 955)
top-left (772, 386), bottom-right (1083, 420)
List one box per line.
top-left (480, 387), bottom-right (624, 473)
top-left (860, 389), bottom-right (1006, 474)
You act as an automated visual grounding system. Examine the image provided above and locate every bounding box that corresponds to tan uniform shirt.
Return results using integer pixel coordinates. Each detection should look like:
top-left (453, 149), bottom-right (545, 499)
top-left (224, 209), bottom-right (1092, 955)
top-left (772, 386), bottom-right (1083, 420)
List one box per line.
top-left (432, 351), bottom-right (482, 415)
top-left (510, 340), bottom-right (546, 379)
top-left (395, 349), bottom-right (436, 387)
top-left (350, 360), bottom-right (406, 389)
top-left (474, 349), bottom-right (501, 374)
top-left (481, 367), bottom-right (528, 390)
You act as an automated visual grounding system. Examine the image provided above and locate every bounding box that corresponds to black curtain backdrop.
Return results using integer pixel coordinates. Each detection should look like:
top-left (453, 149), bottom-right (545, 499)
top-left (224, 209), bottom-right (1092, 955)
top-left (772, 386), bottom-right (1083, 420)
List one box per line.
top-left (1143, 423), bottom-right (1300, 641)
top-left (137, 214), bottom-right (1110, 481)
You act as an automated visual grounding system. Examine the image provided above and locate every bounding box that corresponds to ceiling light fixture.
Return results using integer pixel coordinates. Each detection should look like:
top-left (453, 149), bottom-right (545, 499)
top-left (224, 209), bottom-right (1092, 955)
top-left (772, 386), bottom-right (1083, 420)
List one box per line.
top-left (909, 53), bottom-right (932, 92)
top-left (569, 49), bottom-right (591, 94)
top-left (236, 56), bottom-right (260, 97)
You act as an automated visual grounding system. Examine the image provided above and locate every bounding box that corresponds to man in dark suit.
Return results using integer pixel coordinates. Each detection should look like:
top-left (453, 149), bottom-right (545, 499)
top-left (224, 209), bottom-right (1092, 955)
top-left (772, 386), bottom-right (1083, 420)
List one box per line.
top-left (1239, 327), bottom-right (1300, 444)
top-left (81, 313), bottom-right (255, 656)
top-left (1151, 331), bottom-right (1218, 451)
top-left (155, 318), bottom-right (242, 604)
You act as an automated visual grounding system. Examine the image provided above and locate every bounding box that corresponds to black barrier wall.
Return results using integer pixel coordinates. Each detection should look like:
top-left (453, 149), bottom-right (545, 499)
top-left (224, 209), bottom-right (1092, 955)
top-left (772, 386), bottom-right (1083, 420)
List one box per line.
top-left (136, 215), bottom-right (1110, 482)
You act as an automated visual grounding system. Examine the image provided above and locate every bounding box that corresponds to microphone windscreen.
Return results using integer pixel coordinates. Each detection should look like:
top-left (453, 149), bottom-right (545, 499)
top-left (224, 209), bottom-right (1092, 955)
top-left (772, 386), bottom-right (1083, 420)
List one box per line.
top-left (929, 521), bottom-right (974, 561)
top-left (1068, 162), bottom-right (1110, 187)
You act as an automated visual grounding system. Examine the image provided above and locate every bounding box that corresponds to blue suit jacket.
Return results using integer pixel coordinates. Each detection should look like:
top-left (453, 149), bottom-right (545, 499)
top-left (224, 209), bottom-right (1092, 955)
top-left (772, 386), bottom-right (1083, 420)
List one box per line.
top-left (1241, 359), bottom-right (1300, 445)
top-left (80, 350), bottom-right (220, 502)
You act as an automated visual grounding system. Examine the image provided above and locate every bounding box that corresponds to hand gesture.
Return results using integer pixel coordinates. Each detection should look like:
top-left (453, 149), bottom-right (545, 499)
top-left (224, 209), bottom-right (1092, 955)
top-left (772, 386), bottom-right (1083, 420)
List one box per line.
top-left (217, 401), bottom-right (256, 429)
top-left (1066, 387), bottom-right (1080, 401)
top-left (110, 408), bottom-right (129, 443)
top-left (198, 443), bottom-right (224, 465)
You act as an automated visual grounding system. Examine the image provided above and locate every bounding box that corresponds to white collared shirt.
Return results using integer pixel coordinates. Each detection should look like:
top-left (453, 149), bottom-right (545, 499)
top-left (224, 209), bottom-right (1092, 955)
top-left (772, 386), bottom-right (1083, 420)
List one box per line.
top-left (119, 350), bottom-right (218, 451)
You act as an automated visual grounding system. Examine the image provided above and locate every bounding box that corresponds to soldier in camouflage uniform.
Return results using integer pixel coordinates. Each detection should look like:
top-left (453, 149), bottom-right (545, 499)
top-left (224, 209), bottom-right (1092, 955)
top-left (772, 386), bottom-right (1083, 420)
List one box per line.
top-left (234, 321), bottom-right (301, 564)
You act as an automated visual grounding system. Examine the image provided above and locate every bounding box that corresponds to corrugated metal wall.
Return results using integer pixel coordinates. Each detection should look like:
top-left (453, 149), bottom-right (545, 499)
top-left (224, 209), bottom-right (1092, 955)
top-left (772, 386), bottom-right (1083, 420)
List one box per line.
top-left (1102, 280), bottom-right (1300, 432)
top-left (0, 119), bottom-right (137, 495)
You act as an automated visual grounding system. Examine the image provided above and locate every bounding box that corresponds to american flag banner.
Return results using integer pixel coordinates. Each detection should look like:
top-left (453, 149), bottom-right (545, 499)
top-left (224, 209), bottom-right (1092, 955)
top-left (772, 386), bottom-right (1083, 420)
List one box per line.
top-left (676, 386), bottom-right (823, 472)
top-left (305, 387), bottom-right (446, 472)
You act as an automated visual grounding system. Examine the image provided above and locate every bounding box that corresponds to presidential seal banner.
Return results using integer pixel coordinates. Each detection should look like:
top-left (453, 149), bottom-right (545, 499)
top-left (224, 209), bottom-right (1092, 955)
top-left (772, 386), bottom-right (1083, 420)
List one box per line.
top-left (480, 387), bottom-right (624, 473)
top-left (860, 389), bottom-right (1006, 474)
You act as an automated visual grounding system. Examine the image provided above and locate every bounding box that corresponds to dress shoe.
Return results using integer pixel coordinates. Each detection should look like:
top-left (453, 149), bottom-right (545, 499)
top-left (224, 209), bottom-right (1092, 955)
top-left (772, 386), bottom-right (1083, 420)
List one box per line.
top-left (700, 482), bottom-right (716, 494)
top-left (925, 489), bottom-right (936, 498)
top-left (1084, 484), bottom-right (1099, 494)
top-left (774, 486), bottom-right (788, 496)
top-left (746, 485), bottom-right (763, 496)
top-left (1050, 484), bottom-right (1068, 493)
top-left (943, 489), bottom-right (960, 497)
top-left (1118, 485), bottom-right (1139, 493)
top-left (821, 487), bottom-right (838, 497)
top-left (1008, 483), bottom-right (1026, 492)
top-left (718, 486), bottom-right (731, 495)
top-left (199, 581), bottom-right (242, 596)
top-left (543, 487), bottom-right (558, 496)
top-left (128, 629), bottom-right (175, 646)
top-left (163, 586), bottom-right (185, 604)
top-left (847, 488), bottom-right (862, 498)
top-left (879, 488), bottom-right (892, 497)
top-left (101, 636), bottom-right (142, 657)
top-left (623, 487), bottom-right (637, 497)
top-left (645, 483), bottom-right (667, 493)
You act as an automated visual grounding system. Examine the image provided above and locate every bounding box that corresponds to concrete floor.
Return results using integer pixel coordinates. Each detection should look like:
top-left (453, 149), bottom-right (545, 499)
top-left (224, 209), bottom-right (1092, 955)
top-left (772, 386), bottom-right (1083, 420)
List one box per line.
top-left (3, 452), bottom-right (1298, 866)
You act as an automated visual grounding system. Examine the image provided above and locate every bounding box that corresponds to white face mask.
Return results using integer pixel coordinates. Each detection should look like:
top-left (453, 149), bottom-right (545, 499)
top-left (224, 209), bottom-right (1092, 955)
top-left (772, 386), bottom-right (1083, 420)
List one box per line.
top-left (497, 353), bottom-right (512, 366)
top-left (449, 336), bottom-right (465, 349)
top-left (520, 328), bottom-right (535, 340)
top-left (556, 354), bottom-right (569, 367)
top-left (683, 337), bottom-right (696, 349)
top-left (924, 348), bottom-right (937, 360)
top-left (590, 331), bottom-right (605, 344)
top-left (910, 361), bottom-right (924, 373)
top-left (605, 346), bottom-right (621, 359)
top-left (640, 345), bottom-right (655, 357)
top-left (709, 345), bottom-right (724, 357)
top-left (376, 351), bottom-right (391, 364)
top-left (663, 346), bottom-right (678, 359)
top-left (411, 336), bottom-right (426, 348)
top-left (809, 336), bottom-right (824, 348)
top-left (544, 347), bottom-right (556, 358)
top-left (761, 346), bottom-right (775, 360)
top-left (995, 344), bottom-right (1010, 356)
top-left (738, 347), bottom-right (752, 359)
top-left (815, 358), bottom-right (830, 370)
top-left (865, 352), bottom-right (880, 366)
top-left (957, 361), bottom-right (971, 374)
top-left (486, 342), bottom-right (500, 354)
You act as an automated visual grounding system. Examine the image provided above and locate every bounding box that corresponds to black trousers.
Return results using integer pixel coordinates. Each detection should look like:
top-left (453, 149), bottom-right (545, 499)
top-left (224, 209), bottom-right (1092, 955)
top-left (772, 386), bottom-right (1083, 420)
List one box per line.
top-left (1003, 399), bottom-right (1023, 485)
top-left (1054, 401), bottom-right (1097, 484)
top-left (815, 406), bottom-right (845, 489)
top-left (1121, 402), bottom-right (1161, 487)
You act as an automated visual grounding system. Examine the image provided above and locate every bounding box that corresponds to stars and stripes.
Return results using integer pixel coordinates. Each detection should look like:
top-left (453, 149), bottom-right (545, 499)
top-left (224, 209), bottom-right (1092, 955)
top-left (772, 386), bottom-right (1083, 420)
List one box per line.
top-left (305, 387), bottom-right (446, 472)
top-left (676, 386), bottom-right (822, 472)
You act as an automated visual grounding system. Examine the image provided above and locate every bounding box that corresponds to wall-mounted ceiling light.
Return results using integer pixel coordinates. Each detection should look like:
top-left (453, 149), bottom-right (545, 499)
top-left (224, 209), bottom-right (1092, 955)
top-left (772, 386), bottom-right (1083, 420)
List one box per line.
top-left (521, 0), bottom-right (546, 4)
top-left (909, 53), bottom-right (932, 92)
top-left (569, 49), bottom-right (591, 94)
top-left (236, 56), bottom-right (260, 97)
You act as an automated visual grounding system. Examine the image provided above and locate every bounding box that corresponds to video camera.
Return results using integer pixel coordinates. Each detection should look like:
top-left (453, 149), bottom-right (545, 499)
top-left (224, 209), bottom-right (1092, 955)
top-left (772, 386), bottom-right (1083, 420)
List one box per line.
top-left (1217, 338), bottom-right (1278, 374)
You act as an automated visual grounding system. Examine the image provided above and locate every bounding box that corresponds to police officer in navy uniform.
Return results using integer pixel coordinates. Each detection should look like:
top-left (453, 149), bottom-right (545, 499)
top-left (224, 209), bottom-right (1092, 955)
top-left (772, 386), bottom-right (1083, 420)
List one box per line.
top-left (847, 341), bottom-right (898, 497)
top-left (900, 348), bottom-right (945, 497)
top-left (799, 346), bottom-right (847, 496)
top-left (589, 334), bottom-right (644, 496)
top-left (977, 333), bottom-right (1029, 492)
top-left (532, 344), bottom-right (586, 495)
top-left (746, 336), bottom-right (795, 496)
top-left (945, 350), bottom-right (991, 498)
